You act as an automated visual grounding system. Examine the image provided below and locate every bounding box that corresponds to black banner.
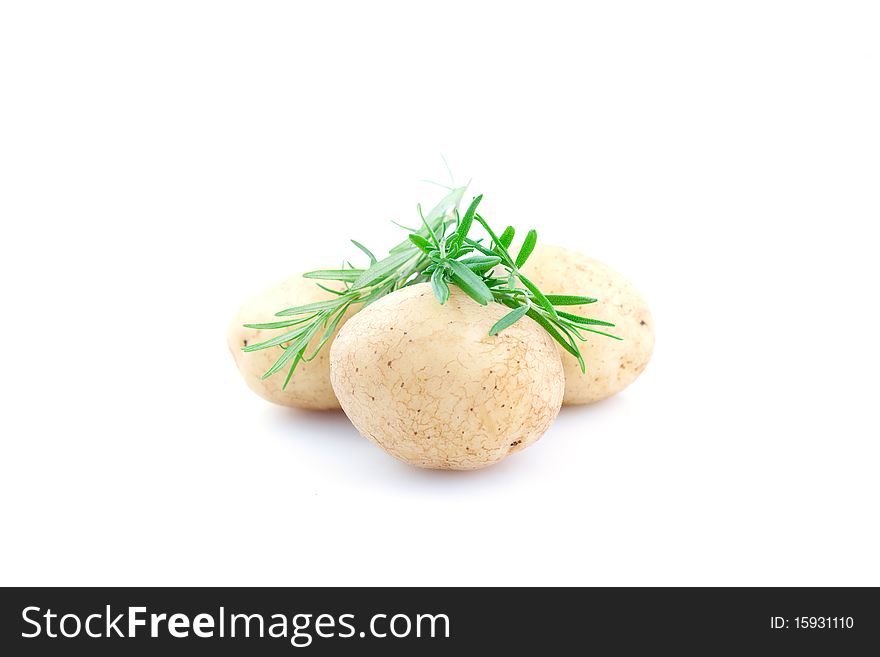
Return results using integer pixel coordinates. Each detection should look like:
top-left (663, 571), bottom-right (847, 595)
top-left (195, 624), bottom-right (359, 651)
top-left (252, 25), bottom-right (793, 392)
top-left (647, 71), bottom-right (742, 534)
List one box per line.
top-left (1, 587), bottom-right (876, 654)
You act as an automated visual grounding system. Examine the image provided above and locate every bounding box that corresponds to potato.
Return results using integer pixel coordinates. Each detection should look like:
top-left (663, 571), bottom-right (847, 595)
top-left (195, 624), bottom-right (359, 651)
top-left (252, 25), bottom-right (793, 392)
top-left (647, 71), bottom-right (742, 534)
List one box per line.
top-left (519, 244), bottom-right (655, 405)
top-left (227, 273), bottom-right (355, 410)
top-left (329, 283), bottom-right (565, 470)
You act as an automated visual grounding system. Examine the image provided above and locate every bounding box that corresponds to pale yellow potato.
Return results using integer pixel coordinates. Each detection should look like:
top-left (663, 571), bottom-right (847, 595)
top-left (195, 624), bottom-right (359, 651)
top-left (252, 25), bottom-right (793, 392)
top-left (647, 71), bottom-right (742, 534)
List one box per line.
top-left (330, 284), bottom-right (565, 470)
top-left (227, 273), bottom-right (355, 410)
top-left (519, 244), bottom-right (655, 405)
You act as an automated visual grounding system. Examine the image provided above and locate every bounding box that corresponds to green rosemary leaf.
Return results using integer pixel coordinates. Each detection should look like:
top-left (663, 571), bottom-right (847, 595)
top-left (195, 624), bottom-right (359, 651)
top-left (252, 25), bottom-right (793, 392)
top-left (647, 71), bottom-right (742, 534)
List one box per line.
top-left (264, 344), bottom-right (301, 381)
top-left (390, 220), bottom-right (418, 232)
top-left (242, 314), bottom-right (318, 330)
top-left (418, 203), bottom-right (440, 247)
top-left (431, 268), bottom-right (450, 305)
top-left (455, 194), bottom-right (482, 242)
top-left (579, 326), bottom-right (623, 340)
top-left (275, 299), bottom-right (345, 317)
top-left (525, 308), bottom-right (582, 363)
top-left (518, 273), bottom-right (558, 319)
top-left (303, 304), bottom-right (353, 360)
top-left (409, 233), bottom-right (432, 253)
top-left (556, 310), bottom-right (616, 327)
top-left (365, 280), bottom-right (397, 302)
top-left (444, 234), bottom-right (462, 255)
top-left (499, 226), bottom-right (515, 249)
top-left (515, 229), bottom-right (537, 268)
top-left (459, 255), bottom-right (502, 274)
top-left (473, 214), bottom-right (515, 267)
top-left (555, 321), bottom-right (587, 372)
top-left (543, 294), bottom-right (598, 305)
top-left (459, 255), bottom-right (501, 266)
top-left (488, 304), bottom-right (529, 336)
top-left (389, 185), bottom-right (467, 253)
top-left (351, 250), bottom-right (414, 290)
top-left (419, 178), bottom-right (454, 191)
top-left (262, 322), bottom-right (322, 378)
top-left (462, 238), bottom-right (500, 259)
top-left (303, 269), bottom-right (363, 282)
top-left (350, 239), bottom-right (377, 265)
top-left (242, 323), bottom-right (312, 352)
top-left (495, 288), bottom-right (529, 298)
top-left (425, 185), bottom-right (467, 223)
top-left (314, 282), bottom-right (346, 296)
top-left (559, 321), bottom-right (587, 341)
top-left (447, 259), bottom-right (493, 305)
top-left (281, 351), bottom-right (303, 390)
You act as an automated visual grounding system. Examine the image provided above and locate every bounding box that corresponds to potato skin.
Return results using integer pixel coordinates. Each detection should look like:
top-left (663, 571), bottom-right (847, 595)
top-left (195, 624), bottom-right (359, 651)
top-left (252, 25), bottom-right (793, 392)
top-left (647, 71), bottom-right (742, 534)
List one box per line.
top-left (227, 274), bottom-right (354, 410)
top-left (330, 284), bottom-right (565, 470)
top-left (519, 244), bottom-right (655, 405)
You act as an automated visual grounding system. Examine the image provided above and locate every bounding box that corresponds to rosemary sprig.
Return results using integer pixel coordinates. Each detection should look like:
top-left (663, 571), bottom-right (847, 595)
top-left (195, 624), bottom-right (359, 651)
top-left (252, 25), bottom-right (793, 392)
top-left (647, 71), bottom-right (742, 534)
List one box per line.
top-left (243, 187), bottom-right (620, 388)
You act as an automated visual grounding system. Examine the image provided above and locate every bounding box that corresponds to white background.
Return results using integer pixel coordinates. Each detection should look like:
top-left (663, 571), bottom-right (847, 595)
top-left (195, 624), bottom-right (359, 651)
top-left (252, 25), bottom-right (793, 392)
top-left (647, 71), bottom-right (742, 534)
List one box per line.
top-left (2, 1), bottom-right (878, 586)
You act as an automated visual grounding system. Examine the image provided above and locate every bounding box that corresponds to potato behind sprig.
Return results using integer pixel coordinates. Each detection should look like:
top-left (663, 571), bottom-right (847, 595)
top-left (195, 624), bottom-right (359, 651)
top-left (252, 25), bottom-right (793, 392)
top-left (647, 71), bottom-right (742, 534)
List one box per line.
top-left (520, 245), bottom-right (655, 405)
top-left (227, 273), bottom-right (355, 410)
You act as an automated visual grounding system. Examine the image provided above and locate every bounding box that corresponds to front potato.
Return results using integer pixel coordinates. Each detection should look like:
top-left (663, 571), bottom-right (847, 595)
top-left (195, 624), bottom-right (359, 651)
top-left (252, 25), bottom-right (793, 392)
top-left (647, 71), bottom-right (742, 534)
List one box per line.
top-left (330, 284), bottom-right (565, 470)
top-left (227, 273), bottom-right (355, 410)
top-left (519, 244), bottom-right (655, 405)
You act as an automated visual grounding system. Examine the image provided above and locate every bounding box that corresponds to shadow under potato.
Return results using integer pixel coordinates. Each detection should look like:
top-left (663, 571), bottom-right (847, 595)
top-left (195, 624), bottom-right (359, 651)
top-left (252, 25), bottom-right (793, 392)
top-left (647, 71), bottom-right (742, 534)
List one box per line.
top-left (556, 392), bottom-right (632, 417)
top-left (264, 405), bottom-right (359, 439)
top-left (260, 404), bottom-right (550, 481)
